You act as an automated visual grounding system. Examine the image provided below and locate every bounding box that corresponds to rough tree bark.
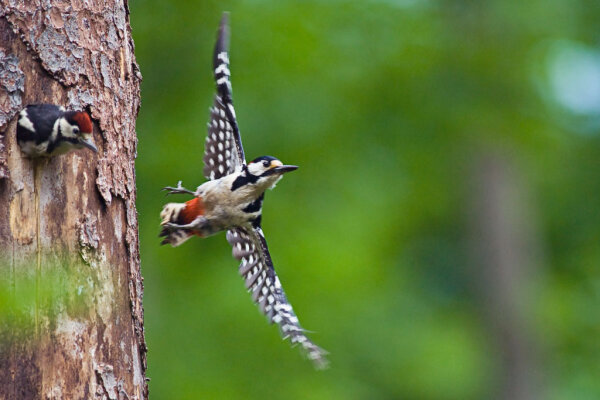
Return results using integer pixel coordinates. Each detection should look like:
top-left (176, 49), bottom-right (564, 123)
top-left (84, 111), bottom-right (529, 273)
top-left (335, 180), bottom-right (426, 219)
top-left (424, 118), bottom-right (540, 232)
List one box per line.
top-left (0, 1), bottom-right (147, 399)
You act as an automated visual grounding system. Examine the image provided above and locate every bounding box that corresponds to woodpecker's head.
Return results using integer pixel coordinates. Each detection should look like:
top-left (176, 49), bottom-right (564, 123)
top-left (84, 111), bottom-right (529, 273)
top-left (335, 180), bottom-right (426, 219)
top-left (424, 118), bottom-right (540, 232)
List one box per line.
top-left (229, 156), bottom-right (297, 192)
top-left (247, 156), bottom-right (297, 187)
top-left (60, 111), bottom-right (97, 153)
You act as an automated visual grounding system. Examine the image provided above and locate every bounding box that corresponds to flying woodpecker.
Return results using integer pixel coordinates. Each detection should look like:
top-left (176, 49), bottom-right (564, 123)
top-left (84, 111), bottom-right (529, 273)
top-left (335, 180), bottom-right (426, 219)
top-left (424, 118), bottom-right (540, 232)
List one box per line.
top-left (159, 13), bottom-right (328, 368)
top-left (16, 104), bottom-right (97, 157)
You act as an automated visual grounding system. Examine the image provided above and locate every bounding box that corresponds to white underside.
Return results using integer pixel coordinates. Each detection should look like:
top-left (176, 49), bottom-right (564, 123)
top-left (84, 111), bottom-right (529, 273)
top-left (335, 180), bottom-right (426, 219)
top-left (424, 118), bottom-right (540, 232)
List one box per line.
top-left (19, 140), bottom-right (50, 157)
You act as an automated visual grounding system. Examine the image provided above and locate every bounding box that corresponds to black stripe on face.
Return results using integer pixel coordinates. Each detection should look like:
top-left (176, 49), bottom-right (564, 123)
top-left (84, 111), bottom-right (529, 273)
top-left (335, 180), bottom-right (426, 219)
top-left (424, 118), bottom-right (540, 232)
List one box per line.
top-left (251, 215), bottom-right (262, 228)
top-left (242, 193), bottom-right (264, 213)
top-left (231, 167), bottom-right (259, 191)
top-left (45, 121), bottom-right (63, 153)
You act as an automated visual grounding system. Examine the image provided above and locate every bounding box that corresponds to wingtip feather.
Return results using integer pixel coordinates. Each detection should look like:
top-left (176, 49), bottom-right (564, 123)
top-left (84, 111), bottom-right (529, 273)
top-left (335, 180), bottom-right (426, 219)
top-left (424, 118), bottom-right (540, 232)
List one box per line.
top-left (214, 12), bottom-right (230, 62)
top-left (220, 11), bottom-right (230, 27)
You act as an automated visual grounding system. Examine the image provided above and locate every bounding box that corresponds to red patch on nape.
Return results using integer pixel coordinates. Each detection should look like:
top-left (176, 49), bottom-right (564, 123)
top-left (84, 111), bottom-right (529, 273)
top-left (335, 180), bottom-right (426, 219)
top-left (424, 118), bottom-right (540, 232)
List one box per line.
top-left (72, 112), bottom-right (93, 134)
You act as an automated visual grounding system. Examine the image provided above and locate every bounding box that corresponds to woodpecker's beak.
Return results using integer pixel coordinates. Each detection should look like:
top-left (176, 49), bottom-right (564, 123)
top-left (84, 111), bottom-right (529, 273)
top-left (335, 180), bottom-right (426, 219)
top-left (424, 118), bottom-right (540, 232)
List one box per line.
top-left (272, 165), bottom-right (298, 174)
top-left (79, 136), bottom-right (98, 153)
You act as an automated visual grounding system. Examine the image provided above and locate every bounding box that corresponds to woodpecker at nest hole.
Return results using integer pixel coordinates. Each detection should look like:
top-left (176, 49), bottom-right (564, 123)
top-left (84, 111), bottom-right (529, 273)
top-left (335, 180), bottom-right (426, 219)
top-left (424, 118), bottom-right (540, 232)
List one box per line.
top-left (16, 104), bottom-right (97, 157)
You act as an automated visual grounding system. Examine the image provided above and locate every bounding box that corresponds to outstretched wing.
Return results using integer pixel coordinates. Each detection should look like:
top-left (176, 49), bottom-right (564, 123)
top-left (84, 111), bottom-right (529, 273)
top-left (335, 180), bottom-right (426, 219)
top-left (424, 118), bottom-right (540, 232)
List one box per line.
top-left (203, 12), bottom-right (246, 180)
top-left (226, 226), bottom-right (328, 368)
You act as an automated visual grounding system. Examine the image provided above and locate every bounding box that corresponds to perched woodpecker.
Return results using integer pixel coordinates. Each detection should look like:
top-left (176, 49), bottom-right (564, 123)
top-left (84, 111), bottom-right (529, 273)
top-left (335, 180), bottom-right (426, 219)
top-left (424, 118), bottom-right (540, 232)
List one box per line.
top-left (160, 13), bottom-right (328, 368)
top-left (17, 104), bottom-right (97, 157)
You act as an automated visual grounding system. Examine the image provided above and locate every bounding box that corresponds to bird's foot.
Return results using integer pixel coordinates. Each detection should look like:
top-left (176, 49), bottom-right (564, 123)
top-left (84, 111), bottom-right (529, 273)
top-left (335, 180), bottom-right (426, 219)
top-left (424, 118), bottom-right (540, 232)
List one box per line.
top-left (162, 181), bottom-right (195, 196)
top-left (162, 216), bottom-right (208, 231)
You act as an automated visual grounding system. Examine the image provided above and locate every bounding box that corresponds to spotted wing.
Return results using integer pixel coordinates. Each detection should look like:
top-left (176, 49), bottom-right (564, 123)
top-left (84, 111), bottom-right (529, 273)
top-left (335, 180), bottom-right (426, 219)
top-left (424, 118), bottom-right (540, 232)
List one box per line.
top-left (226, 227), bottom-right (328, 368)
top-left (203, 12), bottom-right (245, 180)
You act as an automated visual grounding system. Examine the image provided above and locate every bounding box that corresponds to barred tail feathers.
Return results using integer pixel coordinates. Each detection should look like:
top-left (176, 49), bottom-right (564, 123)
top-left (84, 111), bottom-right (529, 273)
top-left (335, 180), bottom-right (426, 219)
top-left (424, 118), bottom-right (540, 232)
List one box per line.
top-left (159, 203), bottom-right (191, 246)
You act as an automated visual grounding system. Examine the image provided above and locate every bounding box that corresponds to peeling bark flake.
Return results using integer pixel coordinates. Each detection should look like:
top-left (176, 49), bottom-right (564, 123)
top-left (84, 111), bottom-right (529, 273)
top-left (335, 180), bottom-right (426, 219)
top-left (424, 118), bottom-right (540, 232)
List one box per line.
top-left (95, 363), bottom-right (119, 400)
top-left (0, 50), bottom-right (25, 179)
top-left (0, 50), bottom-right (24, 127)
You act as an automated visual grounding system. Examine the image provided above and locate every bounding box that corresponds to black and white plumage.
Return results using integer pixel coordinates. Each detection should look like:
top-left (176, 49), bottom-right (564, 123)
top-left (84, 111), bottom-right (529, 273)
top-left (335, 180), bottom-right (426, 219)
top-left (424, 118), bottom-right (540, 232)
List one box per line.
top-left (17, 104), bottom-right (97, 157)
top-left (203, 14), bottom-right (244, 180)
top-left (226, 227), bottom-right (327, 366)
top-left (159, 12), bottom-right (328, 368)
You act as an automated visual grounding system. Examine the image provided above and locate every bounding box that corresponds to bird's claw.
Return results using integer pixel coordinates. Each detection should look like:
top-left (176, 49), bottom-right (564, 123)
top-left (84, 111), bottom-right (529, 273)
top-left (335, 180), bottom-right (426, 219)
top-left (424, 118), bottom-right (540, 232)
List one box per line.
top-left (162, 216), bottom-right (208, 232)
top-left (162, 222), bottom-right (182, 230)
top-left (162, 181), bottom-right (195, 196)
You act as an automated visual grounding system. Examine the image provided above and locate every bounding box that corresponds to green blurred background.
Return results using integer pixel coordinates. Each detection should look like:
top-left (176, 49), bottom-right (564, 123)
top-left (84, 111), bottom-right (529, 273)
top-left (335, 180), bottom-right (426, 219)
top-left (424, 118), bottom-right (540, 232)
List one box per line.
top-left (130, 1), bottom-right (600, 399)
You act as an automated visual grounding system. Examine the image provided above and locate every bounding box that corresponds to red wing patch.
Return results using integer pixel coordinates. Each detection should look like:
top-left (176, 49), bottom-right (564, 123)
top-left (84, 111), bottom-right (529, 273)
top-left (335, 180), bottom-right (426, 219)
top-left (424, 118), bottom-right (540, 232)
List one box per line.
top-left (72, 112), bottom-right (93, 134)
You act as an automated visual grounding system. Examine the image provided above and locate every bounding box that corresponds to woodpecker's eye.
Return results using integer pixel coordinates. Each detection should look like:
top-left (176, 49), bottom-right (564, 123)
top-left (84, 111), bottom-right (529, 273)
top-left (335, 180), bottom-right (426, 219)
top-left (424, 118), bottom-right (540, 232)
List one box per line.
top-left (262, 160), bottom-right (270, 168)
top-left (73, 127), bottom-right (80, 134)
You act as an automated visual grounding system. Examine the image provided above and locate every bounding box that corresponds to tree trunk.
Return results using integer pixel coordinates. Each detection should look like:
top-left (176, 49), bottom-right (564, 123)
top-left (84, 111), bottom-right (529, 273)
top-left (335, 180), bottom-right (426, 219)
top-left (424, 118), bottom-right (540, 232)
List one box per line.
top-left (0, 1), bottom-right (147, 399)
top-left (469, 152), bottom-right (541, 400)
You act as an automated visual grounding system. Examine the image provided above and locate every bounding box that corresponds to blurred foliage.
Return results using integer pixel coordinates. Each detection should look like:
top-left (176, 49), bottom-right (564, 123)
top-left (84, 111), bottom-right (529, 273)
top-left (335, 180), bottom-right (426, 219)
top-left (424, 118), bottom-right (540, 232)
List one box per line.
top-left (129, 0), bottom-right (600, 399)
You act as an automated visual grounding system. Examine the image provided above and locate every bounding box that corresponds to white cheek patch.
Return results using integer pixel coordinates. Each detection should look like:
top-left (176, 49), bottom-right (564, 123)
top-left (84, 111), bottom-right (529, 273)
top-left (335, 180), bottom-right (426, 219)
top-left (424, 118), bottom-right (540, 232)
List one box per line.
top-left (59, 118), bottom-right (76, 138)
top-left (249, 163), bottom-right (268, 176)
